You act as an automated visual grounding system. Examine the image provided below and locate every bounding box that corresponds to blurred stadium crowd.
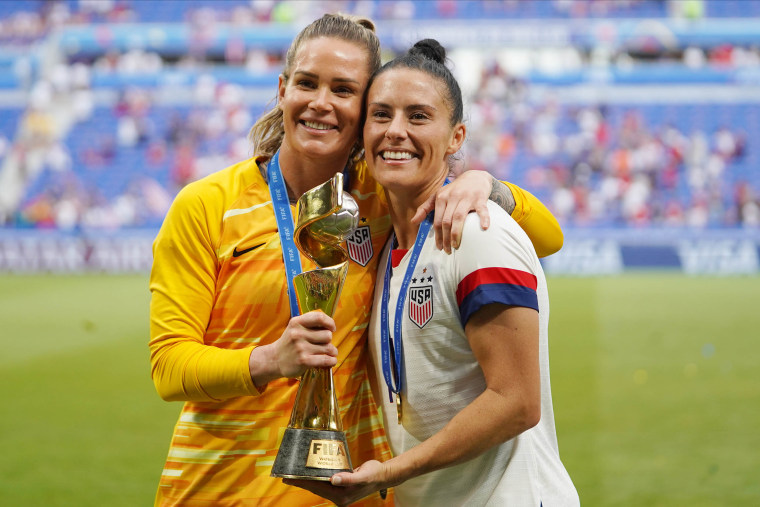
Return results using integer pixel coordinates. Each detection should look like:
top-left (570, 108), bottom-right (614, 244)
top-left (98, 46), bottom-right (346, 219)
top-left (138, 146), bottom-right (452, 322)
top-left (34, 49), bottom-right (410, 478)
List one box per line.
top-left (0, 0), bottom-right (759, 232)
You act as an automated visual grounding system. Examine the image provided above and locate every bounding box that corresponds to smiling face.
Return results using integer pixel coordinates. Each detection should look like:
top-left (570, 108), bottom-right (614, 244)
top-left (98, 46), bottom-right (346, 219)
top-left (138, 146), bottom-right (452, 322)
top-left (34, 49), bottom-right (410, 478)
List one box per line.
top-left (363, 67), bottom-right (465, 202)
top-left (277, 37), bottom-right (370, 173)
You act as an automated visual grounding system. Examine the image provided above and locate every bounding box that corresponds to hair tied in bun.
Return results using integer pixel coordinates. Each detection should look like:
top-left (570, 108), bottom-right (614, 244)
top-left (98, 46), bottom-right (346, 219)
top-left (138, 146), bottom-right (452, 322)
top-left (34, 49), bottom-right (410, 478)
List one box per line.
top-left (411, 38), bottom-right (446, 64)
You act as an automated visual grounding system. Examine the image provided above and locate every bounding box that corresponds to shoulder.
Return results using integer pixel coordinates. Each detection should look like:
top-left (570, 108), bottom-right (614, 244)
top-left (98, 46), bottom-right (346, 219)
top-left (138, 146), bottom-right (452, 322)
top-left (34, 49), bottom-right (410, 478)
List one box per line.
top-left (161, 156), bottom-right (267, 248)
top-left (463, 201), bottom-right (526, 242)
top-left (459, 201), bottom-right (538, 263)
top-left (180, 156), bottom-right (263, 198)
top-left (172, 156), bottom-right (265, 211)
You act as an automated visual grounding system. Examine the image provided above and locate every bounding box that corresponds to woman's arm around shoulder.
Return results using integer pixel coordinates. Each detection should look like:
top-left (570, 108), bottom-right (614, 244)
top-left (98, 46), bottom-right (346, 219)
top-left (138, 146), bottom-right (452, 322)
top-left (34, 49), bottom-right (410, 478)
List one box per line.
top-left (500, 180), bottom-right (563, 258)
top-left (411, 170), bottom-right (563, 257)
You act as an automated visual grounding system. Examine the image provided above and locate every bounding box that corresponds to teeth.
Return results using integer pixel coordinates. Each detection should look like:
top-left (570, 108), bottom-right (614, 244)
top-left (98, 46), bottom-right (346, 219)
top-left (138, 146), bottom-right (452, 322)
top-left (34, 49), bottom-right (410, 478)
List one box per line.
top-left (383, 151), bottom-right (413, 160)
top-left (304, 121), bottom-right (332, 130)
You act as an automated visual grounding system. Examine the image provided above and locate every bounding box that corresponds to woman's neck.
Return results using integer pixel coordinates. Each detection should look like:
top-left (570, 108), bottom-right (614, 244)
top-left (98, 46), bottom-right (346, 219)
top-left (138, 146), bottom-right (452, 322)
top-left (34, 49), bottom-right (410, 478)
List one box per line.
top-left (276, 144), bottom-right (350, 200)
top-left (387, 173), bottom-right (448, 250)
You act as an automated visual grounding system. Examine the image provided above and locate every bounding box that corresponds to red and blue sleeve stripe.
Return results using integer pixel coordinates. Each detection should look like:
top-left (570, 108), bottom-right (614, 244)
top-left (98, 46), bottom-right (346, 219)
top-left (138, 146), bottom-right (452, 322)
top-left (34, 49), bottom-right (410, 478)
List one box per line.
top-left (456, 267), bottom-right (538, 326)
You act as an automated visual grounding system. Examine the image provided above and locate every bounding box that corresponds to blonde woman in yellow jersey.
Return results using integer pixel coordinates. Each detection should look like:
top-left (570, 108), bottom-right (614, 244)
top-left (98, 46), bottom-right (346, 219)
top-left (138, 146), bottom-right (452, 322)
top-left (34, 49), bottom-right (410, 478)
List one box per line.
top-left (149, 13), bottom-right (563, 507)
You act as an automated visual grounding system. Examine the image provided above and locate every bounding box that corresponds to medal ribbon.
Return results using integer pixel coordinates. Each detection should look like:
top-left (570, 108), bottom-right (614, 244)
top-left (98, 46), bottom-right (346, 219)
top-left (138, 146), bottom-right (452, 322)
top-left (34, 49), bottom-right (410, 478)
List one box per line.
top-left (267, 150), bottom-right (302, 318)
top-left (380, 181), bottom-right (448, 403)
top-left (267, 150), bottom-right (352, 318)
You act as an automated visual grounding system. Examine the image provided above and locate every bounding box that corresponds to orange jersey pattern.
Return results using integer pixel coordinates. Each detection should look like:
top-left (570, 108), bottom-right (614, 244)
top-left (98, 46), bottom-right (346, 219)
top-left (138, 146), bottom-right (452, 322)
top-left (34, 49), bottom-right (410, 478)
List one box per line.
top-left (150, 157), bottom-right (393, 506)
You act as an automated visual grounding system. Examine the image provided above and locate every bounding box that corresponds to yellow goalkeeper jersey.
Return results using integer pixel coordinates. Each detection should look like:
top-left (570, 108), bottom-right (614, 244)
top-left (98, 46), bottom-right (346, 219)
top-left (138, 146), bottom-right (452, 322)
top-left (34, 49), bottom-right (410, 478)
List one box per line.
top-left (149, 156), bottom-right (562, 506)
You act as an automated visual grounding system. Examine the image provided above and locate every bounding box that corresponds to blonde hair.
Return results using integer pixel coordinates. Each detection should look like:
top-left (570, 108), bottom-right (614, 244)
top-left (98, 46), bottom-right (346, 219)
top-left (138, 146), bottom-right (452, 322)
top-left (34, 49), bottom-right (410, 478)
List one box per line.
top-left (249, 13), bottom-right (381, 161)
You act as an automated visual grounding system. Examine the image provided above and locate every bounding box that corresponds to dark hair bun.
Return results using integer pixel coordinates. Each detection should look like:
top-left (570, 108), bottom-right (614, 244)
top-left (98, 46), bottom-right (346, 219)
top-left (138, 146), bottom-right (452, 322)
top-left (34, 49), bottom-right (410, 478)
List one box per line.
top-left (410, 38), bottom-right (446, 64)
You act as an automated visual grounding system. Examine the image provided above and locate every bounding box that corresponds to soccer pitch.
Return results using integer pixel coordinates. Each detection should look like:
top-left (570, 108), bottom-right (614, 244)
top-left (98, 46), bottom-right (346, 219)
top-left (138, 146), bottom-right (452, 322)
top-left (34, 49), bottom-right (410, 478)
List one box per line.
top-left (1, 273), bottom-right (758, 506)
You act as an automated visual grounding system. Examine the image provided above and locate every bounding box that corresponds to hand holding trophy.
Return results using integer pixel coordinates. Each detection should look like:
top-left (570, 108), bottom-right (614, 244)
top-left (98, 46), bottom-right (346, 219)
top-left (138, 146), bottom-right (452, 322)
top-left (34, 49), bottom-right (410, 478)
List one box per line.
top-left (271, 172), bottom-right (359, 480)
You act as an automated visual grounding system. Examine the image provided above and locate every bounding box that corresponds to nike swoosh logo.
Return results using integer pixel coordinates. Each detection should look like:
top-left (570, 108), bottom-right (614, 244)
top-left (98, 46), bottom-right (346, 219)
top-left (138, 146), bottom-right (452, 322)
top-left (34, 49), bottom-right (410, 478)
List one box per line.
top-left (232, 243), bottom-right (265, 257)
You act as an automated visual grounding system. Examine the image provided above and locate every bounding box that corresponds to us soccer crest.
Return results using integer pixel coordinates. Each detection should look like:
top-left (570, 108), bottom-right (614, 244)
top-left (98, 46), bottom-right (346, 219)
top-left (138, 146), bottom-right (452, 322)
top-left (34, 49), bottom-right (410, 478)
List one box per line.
top-left (408, 285), bottom-right (433, 328)
top-left (346, 225), bottom-right (373, 266)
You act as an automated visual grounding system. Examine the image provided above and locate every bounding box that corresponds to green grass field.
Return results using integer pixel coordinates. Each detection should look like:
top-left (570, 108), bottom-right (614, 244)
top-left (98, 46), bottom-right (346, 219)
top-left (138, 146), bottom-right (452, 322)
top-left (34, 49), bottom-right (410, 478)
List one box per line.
top-left (1, 273), bottom-right (758, 506)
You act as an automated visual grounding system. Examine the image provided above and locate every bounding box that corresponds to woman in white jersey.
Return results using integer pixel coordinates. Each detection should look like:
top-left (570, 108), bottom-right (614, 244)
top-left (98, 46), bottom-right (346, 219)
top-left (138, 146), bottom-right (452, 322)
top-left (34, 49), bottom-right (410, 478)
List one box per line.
top-left (290, 38), bottom-right (579, 506)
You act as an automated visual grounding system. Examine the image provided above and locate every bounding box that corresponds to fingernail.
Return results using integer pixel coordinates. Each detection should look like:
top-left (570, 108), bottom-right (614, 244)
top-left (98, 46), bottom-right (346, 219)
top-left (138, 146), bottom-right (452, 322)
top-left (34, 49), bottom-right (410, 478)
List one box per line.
top-left (332, 476), bottom-right (342, 485)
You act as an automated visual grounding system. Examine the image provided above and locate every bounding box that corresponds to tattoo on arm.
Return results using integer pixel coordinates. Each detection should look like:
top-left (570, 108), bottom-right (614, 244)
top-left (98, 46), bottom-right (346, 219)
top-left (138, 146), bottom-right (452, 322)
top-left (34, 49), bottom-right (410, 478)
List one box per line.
top-left (489, 177), bottom-right (516, 215)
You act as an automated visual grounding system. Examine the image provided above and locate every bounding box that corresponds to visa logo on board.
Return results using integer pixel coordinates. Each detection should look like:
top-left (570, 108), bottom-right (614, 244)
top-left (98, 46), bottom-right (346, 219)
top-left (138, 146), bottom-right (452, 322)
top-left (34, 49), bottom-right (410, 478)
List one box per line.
top-left (678, 240), bottom-right (759, 275)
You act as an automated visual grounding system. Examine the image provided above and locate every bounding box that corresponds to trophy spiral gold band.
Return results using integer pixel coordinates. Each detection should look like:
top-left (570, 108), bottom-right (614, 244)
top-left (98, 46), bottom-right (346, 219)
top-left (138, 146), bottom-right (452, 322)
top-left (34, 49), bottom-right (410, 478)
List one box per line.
top-left (271, 172), bottom-right (359, 481)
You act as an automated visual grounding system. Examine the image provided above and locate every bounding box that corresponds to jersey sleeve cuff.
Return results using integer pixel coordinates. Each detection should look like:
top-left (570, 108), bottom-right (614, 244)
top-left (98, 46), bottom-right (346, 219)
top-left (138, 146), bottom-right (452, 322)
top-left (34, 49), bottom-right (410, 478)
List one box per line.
top-left (240, 346), bottom-right (267, 396)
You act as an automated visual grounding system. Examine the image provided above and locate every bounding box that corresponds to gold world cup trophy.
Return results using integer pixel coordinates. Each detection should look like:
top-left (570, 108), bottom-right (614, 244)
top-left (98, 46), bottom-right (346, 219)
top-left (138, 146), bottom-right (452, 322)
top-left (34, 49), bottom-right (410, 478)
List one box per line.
top-left (271, 172), bottom-right (359, 480)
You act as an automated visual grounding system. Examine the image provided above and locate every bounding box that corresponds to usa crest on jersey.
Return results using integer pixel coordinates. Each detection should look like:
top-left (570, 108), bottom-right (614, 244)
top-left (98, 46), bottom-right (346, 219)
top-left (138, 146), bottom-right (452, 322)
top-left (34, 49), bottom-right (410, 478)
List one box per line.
top-left (408, 285), bottom-right (433, 328)
top-left (346, 226), bottom-right (373, 266)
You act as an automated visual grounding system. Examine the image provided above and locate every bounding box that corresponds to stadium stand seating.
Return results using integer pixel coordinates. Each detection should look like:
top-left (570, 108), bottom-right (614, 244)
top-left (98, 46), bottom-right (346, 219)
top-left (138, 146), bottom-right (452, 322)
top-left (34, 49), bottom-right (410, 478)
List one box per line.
top-left (1, 0), bottom-right (759, 232)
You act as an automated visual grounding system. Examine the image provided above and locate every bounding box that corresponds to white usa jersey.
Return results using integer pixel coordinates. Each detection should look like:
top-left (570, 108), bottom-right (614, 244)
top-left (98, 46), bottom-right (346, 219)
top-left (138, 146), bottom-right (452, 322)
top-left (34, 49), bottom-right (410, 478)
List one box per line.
top-left (368, 201), bottom-right (579, 506)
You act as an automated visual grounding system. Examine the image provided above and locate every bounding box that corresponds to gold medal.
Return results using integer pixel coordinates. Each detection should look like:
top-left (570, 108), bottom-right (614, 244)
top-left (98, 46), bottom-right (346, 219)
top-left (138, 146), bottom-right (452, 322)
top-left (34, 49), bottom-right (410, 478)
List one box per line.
top-left (396, 394), bottom-right (403, 424)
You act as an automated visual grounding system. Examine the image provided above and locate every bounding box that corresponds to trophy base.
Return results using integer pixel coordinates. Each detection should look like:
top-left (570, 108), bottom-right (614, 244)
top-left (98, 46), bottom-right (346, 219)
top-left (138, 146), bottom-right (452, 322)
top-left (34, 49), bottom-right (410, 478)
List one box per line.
top-left (271, 427), bottom-right (353, 480)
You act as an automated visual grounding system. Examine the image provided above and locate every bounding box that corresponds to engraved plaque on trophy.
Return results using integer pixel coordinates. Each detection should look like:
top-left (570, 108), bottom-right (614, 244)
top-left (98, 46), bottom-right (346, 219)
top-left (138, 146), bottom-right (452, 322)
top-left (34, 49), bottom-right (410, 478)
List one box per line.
top-left (271, 172), bottom-right (359, 481)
